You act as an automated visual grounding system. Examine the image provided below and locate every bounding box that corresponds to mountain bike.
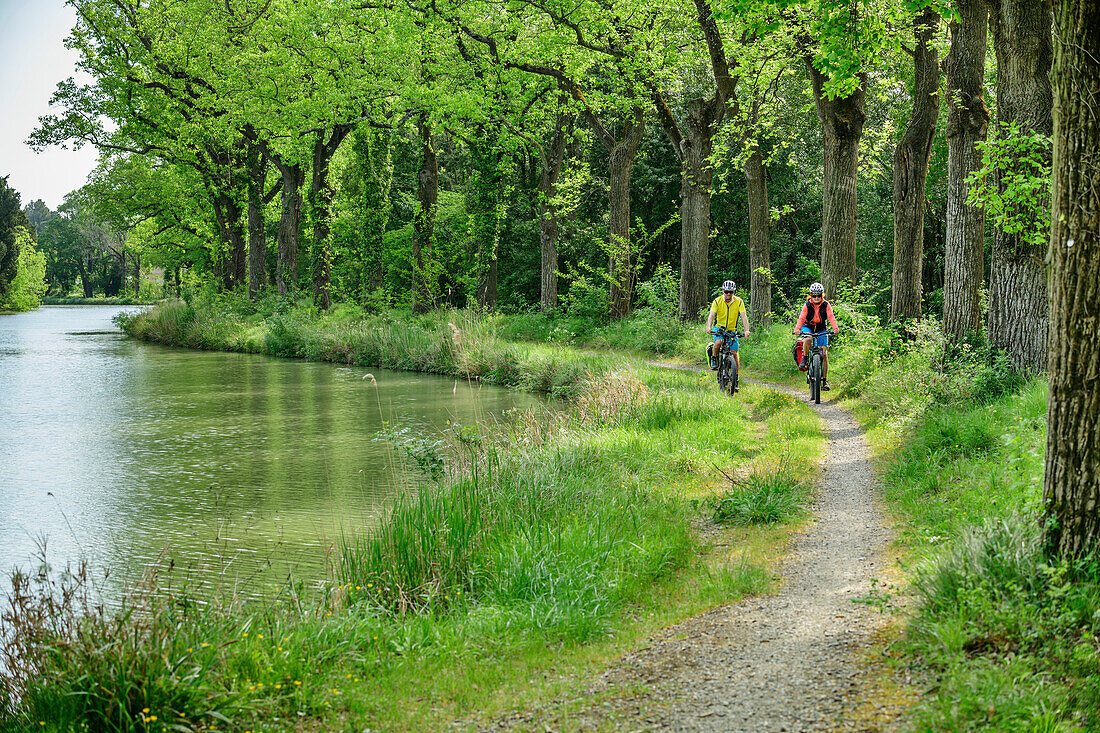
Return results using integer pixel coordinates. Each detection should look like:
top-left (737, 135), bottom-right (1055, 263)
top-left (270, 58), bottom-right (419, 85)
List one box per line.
top-left (797, 330), bottom-right (834, 404)
top-left (713, 326), bottom-right (743, 396)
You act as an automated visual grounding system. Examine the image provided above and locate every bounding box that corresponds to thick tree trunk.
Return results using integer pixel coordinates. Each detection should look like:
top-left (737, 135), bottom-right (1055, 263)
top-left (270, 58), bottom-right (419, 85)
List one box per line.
top-left (943, 0), bottom-right (990, 340)
top-left (985, 0), bottom-right (1053, 370)
top-left (412, 113), bottom-right (437, 314)
top-left (274, 160), bottom-right (304, 297)
top-left (212, 192), bottom-right (246, 290)
top-left (804, 61), bottom-right (866, 298)
top-left (245, 135), bottom-right (267, 299)
top-left (1043, 0), bottom-right (1100, 560)
top-left (891, 7), bottom-right (941, 322)
top-left (745, 146), bottom-right (771, 326)
top-left (677, 98), bottom-right (717, 321)
top-left (605, 109), bottom-right (646, 320)
top-left (674, 0), bottom-right (740, 320)
top-left (476, 260), bottom-right (498, 310)
top-left (538, 117), bottom-right (568, 312)
top-left (132, 250), bottom-right (140, 295)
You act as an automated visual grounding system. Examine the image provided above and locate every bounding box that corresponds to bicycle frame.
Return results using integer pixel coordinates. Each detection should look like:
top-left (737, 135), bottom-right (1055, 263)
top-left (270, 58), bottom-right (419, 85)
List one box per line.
top-left (797, 331), bottom-right (832, 404)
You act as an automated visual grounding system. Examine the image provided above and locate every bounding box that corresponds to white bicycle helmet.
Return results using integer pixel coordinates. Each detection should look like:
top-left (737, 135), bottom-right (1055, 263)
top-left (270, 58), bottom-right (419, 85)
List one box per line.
top-left (809, 282), bottom-right (824, 295)
top-left (721, 280), bottom-right (736, 293)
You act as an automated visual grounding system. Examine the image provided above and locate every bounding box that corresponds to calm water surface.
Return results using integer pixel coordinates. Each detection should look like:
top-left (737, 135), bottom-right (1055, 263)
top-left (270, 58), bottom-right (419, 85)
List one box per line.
top-left (0, 306), bottom-right (541, 598)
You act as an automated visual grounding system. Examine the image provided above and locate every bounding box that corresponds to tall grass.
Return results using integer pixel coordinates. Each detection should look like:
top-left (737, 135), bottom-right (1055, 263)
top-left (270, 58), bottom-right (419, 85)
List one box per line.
top-left (1, 559), bottom-right (256, 732)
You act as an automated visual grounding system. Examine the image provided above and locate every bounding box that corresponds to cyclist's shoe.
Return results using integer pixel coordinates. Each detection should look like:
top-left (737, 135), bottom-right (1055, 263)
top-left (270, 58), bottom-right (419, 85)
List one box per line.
top-left (710, 359), bottom-right (719, 371)
top-left (799, 355), bottom-right (808, 370)
top-left (822, 379), bottom-right (830, 391)
top-left (733, 385), bottom-right (740, 393)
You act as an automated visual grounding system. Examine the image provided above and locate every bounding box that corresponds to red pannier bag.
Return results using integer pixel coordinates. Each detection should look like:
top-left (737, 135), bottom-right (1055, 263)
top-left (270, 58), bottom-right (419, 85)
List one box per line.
top-left (792, 341), bottom-right (809, 372)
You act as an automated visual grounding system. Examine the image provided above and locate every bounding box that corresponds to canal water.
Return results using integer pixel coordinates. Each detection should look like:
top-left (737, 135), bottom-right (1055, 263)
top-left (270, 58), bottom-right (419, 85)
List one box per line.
top-left (0, 306), bottom-right (541, 599)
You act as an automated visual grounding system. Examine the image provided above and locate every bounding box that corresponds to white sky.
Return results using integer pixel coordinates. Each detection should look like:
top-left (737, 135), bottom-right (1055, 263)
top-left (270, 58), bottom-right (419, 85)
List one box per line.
top-left (0, 1), bottom-right (99, 210)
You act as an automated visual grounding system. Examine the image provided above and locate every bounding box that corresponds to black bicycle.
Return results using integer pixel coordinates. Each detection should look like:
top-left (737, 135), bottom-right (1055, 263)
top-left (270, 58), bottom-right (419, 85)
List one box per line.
top-left (713, 326), bottom-right (743, 396)
top-left (797, 330), bottom-right (834, 404)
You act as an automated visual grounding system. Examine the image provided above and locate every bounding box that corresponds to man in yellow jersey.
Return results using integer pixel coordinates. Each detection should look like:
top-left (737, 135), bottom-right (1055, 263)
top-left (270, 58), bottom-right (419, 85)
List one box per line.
top-left (705, 280), bottom-right (751, 387)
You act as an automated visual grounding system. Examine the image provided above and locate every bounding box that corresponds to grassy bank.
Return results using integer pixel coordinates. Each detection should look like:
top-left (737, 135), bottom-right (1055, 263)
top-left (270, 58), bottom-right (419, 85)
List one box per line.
top-left (744, 304), bottom-right (1100, 731)
top-left (3, 302), bottom-right (824, 732)
top-left (43, 296), bottom-right (160, 306)
top-left (119, 297), bottom-right (613, 399)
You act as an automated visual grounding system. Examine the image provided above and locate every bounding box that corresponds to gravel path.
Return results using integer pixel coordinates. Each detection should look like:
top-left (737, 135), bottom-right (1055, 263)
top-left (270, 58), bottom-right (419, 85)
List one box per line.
top-left (482, 375), bottom-right (908, 732)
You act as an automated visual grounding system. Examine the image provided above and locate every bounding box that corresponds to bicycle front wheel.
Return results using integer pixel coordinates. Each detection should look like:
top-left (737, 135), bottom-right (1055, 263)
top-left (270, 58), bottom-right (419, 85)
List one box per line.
top-left (811, 353), bottom-right (822, 404)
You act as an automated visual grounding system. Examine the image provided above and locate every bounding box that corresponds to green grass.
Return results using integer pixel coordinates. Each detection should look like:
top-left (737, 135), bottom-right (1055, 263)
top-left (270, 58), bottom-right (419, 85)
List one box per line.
top-left (0, 325), bottom-right (823, 732)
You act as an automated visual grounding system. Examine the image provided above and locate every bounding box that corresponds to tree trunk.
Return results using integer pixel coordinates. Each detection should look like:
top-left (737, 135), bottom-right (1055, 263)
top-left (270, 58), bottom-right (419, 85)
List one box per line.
top-left (677, 98), bottom-right (718, 321)
top-left (679, 0), bottom-right (741, 320)
top-left (245, 133), bottom-right (267, 299)
top-left (310, 125), bottom-right (352, 311)
top-left (132, 249), bottom-right (140, 295)
top-left (274, 160), bottom-right (304, 298)
top-left (804, 61), bottom-right (866, 298)
top-left (745, 145), bottom-right (771, 326)
top-left (79, 256), bottom-right (93, 298)
top-left (212, 192), bottom-right (246, 290)
top-left (538, 117), bottom-right (569, 312)
top-left (606, 108), bottom-right (646, 320)
top-left (891, 7), bottom-right (941, 322)
top-left (311, 146), bottom-right (334, 310)
top-left (985, 0), bottom-right (1053, 369)
top-left (476, 260), bottom-right (498, 310)
top-left (472, 125), bottom-right (505, 311)
top-left (412, 113), bottom-right (437, 314)
top-left (943, 0), bottom-right (991, 340)
top-left (1043, 0), bottom-right (1100, 560)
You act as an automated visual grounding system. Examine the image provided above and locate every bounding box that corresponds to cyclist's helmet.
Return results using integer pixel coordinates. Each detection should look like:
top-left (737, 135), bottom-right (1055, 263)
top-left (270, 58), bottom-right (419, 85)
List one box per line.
top-left (809, 282), bottom-right (825, 296)
top-left (721, 280), bottom-right (736, 293)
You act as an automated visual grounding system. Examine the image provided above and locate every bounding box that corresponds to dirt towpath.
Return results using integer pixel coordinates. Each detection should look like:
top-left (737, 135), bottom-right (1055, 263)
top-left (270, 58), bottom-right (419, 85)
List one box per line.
top-left (484, 376), bottom-right (908, 732)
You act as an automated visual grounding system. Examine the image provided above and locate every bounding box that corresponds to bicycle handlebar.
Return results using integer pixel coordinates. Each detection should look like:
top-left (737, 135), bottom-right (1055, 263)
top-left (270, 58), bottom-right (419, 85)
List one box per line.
top-left (713, 327), bottom-right (744, 338)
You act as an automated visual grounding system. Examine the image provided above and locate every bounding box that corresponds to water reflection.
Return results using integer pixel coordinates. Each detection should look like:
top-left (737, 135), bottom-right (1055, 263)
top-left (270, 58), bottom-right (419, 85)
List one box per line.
top-left (0, 306), bottom-right (540, 599)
